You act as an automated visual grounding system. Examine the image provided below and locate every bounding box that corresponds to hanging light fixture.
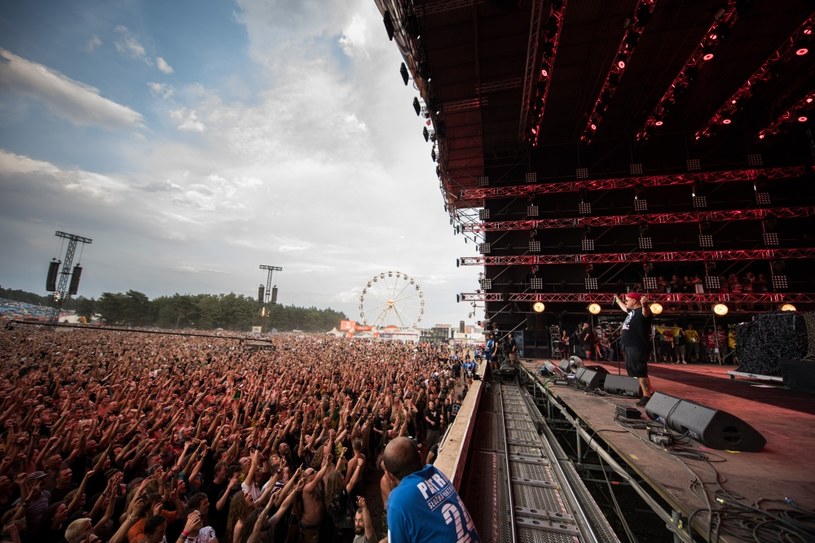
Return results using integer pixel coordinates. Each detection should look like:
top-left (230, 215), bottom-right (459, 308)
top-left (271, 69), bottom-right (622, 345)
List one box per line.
top-left (588, 303), bottom-right (601, 315)
top-left (713, 303), bottom-right (729, 316)
top-left (533, 302), bottom-right (546, 313)
top-left (649, 302), bottom-right (663, 315)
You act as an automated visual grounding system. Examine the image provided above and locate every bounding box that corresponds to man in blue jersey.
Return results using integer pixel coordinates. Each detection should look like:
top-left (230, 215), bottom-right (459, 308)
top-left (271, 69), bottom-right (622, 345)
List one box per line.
top-left (383, 436), bottom-right (480, 543)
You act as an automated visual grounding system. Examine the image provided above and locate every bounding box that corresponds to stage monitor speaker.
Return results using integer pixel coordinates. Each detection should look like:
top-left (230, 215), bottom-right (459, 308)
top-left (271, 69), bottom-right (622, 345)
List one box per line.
top-left (779, 359), bottom-right (815, 394)
top-left (603, 374), bottom-right (641, 396)
top-left (645, 392), bottom-right (766, 452)
top-left (559, 359), bottom-right (572, 373)
top-left (574, 367), bottom-right (587, 381)
top-left (578, 366), bottom-right (608, 390)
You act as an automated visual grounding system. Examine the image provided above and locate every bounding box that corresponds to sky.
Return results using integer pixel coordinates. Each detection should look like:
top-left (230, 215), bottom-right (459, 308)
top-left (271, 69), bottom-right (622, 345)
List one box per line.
top-left (0, 0), bottom-right (481, 328)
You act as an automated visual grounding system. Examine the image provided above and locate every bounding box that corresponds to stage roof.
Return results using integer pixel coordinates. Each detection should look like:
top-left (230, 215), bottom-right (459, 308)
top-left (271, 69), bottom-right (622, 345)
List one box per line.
top-left (375, 0), bottom-right (815, 210)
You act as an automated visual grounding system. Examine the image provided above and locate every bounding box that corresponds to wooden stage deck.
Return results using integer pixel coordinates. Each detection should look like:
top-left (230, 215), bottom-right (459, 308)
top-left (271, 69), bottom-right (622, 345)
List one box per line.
top-left (520, 358), bottom-right (815, 541)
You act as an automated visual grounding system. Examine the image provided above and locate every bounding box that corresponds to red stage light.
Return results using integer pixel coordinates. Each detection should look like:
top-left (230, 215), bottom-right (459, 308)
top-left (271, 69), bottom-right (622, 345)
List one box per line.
top-left (798, 116), bottom-right (808, 123)
top-left (617, 60), bottom-right (626, 69)
top-left (655, 120), bottom-right (663, 127)
top-left (541, 68), bottom-right (549, 77)
top-left (796, 48), bottom-right (809, 56)
top-left (703, 53), bottom-right (714, 61)
top-left (590, 123), bottom-right (597, 131)
top-left (758, 132), bottom-right (766, 139)
top-left (722, 118), bottom-right (732, 125)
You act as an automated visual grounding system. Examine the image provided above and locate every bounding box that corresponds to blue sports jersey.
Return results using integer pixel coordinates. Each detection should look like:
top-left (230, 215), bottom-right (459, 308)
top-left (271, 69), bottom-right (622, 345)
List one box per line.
top-left (387, 464), bottom-right (480, 543)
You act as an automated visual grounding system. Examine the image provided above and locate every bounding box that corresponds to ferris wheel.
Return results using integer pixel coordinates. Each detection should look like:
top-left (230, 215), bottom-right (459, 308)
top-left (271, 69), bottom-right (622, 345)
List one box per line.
top-left (359, 271), bottom-right (424, 329)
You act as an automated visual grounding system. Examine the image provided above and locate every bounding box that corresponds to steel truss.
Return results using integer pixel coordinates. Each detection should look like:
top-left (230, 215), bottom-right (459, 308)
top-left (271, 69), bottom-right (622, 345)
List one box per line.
top-left (635, 0), bottom-right (742, 141)
top-left (458, 247), bottom-right (815, 266)
top-left (458, 166), bottom-right (806, 201)
top-left (459, 291), bottom-right (815, 304)
top-left (460, 205), bottom-right (815, 233)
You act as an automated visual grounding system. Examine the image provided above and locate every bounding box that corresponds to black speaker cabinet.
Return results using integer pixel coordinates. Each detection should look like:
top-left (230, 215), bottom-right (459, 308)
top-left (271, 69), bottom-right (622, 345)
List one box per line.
top-left (779, 359), bottom-right (815, 394)
top-left (645, 392), bottom-right (766, 452)
top-left (603, 374), bottom-right (641, 396)
top-left (559, 359), bottom-right (572, 373)
top-left (578, 366), bottom-right (608, 390)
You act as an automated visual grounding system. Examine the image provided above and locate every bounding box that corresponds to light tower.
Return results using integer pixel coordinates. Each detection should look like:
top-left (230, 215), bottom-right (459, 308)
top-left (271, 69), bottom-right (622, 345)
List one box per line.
top-left (47, 231), bottom-right (92, 323)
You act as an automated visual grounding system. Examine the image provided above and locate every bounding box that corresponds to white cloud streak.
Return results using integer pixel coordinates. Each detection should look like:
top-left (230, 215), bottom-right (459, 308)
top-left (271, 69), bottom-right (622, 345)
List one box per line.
top-left (0, 48), bottom-right (145, 130)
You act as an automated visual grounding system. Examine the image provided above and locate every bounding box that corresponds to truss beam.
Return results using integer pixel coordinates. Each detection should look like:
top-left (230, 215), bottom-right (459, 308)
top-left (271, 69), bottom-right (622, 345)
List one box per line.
top-left (461, 206), bottom-right (815, 232)
top-left (458, 166), bottom-right (806, 201)
top-left (458, 248), bottom-right (815, 266)
top-left (460, 292), bottom-right (814, 304)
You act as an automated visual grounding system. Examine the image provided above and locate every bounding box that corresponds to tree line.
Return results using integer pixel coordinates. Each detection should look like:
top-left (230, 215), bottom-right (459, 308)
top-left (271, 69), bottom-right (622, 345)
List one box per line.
top-left (0, 287), bottom-right (346, 332)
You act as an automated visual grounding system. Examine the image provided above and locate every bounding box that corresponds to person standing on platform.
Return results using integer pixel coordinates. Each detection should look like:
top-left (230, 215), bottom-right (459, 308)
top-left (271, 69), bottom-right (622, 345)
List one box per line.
top-left (383, 437), bottom-right (480, 543)
top-left (614, 292), bottom-right (655, 406)
top-left (685, 324), bottom-right (700, 363)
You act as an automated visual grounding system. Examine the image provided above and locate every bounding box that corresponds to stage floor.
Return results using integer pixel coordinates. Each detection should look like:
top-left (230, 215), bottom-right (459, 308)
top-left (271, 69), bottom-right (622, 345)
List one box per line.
top-left (520, 358), bottom-right (815, 540)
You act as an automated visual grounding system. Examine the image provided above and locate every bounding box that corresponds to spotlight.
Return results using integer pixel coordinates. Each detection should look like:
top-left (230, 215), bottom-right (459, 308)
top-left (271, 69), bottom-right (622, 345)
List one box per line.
top-left (722, 118), bottom-right (732, 125)
top-left (649, 302), bottom-right (663, 315)
top-left (798, 116), bottom-right (808, 123)
top-left (654, 120), bottom-right (664, 126)
top-left (796, 48), bottom-right (809, 56)
top-left (703, 53), bottom-right (715, 61)
top-left (533, 302), bottom-right (546, 313)
top-left (713, 303), bottom-right (729, 316)
top-left (588, 303), bottom-right (601, 315)
top-left (643, 276), bottom-right (658, 290)
top-left (780, 303), bottom-right (797, 312)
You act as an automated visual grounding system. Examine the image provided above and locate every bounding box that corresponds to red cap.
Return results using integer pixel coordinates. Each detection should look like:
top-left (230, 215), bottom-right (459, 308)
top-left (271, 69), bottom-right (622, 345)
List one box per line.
top-left (625, 292), bottom-right (642, 301)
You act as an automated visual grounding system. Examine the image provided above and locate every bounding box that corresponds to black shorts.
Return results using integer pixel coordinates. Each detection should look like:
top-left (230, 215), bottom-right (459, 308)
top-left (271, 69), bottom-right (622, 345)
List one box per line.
top-left (624, 346), bottom-right (649, 378)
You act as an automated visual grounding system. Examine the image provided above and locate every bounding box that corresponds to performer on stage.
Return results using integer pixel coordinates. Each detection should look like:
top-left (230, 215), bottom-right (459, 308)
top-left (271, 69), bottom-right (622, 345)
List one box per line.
top-left (614, 292), bottom-right (655, 406)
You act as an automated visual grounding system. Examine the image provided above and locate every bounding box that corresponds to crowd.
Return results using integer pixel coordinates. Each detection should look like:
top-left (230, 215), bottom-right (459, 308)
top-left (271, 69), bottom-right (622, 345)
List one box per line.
top-left (0, 326), bottom-right (472, 543)
top-left (557, 320), bottom-right (739, 365)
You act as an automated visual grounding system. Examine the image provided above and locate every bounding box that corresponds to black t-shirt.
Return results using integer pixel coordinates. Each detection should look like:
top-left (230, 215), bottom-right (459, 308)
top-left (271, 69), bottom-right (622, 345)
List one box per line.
top-left (620, 308), bottom-right (652, 349)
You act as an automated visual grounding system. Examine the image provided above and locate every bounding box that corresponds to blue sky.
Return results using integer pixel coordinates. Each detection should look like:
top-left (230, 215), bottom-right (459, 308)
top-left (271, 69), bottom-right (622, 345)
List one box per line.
top-left (0, 0), bottom-right (480, 328)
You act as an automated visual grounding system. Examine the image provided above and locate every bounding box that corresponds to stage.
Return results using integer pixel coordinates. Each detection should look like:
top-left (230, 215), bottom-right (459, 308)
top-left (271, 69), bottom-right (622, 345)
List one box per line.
top-left (513, 358), bottom-right (815, 541)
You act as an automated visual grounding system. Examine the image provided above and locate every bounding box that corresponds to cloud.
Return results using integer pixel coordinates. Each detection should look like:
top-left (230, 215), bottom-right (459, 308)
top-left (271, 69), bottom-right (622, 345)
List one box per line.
top-left (0, 49), bottom-right (144, 130)
top-left (113, 26), bottom-right (174, 75)
top-left (170, 107), bottom-right (205, 132)
top-left (147, 82), bottom-right (174, 99)
top-left (156, 56), bottom-right (174, 74)
top-left (113, 25), bottom-right (147, 60)
top-left (0, 149), bottom-right (131, 205)
top-left (85, 35), bottom-right (102, 53)
top-left (339, 14), bottom-right (371, 58)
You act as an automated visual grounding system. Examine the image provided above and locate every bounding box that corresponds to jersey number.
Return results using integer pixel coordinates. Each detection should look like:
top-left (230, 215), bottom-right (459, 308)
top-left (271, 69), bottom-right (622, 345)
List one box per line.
top-left (441, 497), bottom-right (476, 543)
